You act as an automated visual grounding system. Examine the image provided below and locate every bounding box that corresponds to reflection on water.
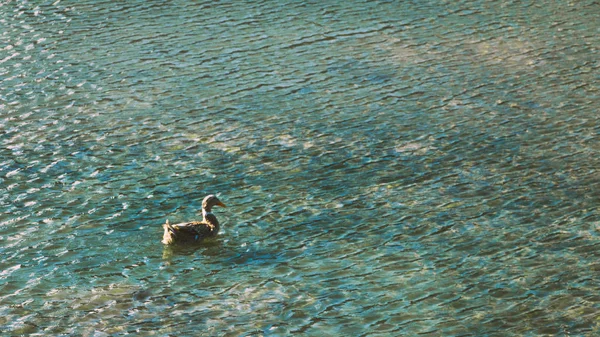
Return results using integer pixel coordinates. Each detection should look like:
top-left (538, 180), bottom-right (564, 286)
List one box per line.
top-left (2, 0), bottom-right (600, 335)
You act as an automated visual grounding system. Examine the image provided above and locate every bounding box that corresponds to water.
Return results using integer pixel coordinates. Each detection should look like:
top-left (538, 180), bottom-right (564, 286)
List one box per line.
top-left (1, 0), bottom-right (599, 335)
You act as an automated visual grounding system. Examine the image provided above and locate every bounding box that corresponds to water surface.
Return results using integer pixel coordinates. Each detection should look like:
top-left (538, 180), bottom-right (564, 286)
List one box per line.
top-left (1, 0), bottom-right (600, 335)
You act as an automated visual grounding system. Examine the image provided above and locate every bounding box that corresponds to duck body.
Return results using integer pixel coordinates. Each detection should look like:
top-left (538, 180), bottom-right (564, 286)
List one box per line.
top-left (162, 195), bottom-right (226, 245)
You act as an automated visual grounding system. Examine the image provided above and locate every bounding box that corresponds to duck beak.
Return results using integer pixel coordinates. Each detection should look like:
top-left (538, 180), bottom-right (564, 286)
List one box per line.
top-left (215, 200), bottom-right (226, 207)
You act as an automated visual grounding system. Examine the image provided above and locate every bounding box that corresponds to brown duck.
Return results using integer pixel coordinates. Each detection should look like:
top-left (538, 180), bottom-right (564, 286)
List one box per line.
top-left (162, 194), bottom-right (226, 245)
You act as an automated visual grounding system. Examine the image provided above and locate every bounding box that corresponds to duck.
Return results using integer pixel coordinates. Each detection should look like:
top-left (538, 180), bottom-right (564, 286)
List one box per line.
top-left (161, 194), bottom-right (227, 245)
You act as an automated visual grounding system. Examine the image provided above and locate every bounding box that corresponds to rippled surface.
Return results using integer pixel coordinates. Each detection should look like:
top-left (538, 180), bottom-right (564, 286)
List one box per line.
top-left (2, 0), bottom-right (600, 335)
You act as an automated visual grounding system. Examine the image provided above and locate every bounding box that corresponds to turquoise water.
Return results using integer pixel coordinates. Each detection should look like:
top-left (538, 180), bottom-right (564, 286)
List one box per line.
top-left (1, 0), bottom-right (600, 335)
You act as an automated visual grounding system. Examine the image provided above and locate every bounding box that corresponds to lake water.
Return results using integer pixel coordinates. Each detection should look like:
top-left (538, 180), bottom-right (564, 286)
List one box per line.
top-left (1, 1), bottom-right (600, 335)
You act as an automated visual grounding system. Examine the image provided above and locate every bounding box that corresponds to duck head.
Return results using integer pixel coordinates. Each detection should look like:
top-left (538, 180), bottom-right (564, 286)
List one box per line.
top-left (202, 194), bottom-right (226, 212)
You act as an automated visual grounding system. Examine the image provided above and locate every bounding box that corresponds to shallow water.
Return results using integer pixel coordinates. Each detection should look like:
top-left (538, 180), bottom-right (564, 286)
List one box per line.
top-left (1, 0), bottom-right (600, 335)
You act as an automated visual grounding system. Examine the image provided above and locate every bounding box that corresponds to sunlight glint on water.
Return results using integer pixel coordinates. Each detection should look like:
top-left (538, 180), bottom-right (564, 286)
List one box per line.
top-left (1, 1), bottom-right (600, 335)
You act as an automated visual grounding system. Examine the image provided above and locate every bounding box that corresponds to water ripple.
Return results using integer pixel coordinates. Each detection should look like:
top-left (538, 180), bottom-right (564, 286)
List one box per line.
top-left (2, 0), bottom-right (600, 335)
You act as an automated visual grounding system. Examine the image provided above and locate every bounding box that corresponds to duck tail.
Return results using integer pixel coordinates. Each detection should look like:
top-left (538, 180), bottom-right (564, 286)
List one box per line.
top-left (162, 219), bottom-right (176, 244)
